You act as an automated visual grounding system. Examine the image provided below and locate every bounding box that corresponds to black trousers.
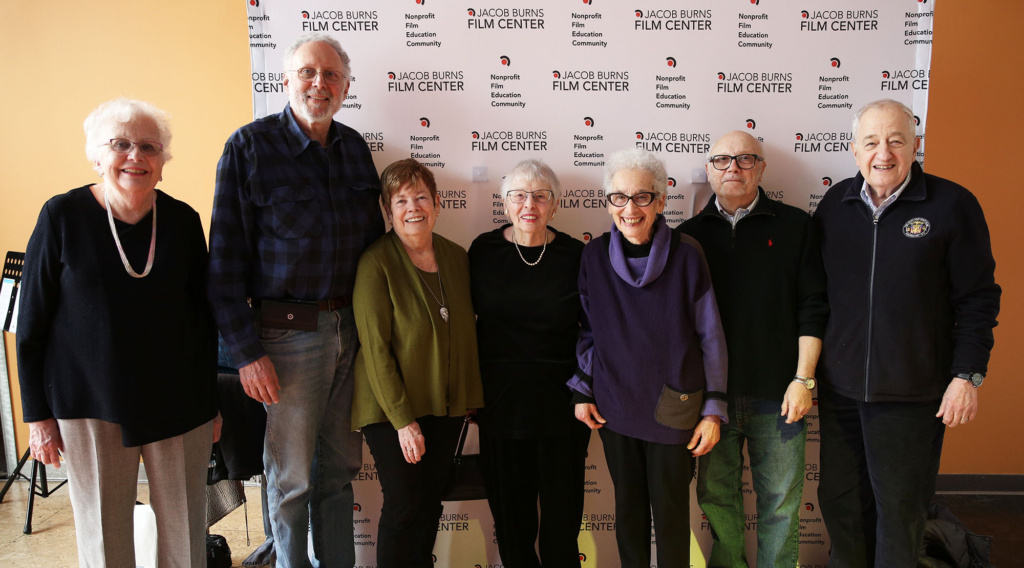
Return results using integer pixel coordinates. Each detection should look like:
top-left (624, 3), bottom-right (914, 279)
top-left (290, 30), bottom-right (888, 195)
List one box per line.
top-left (479, 425), bottom-right (591, 568)
top-left (599, 428), bottom-right (695, 568)
top-left (817, 390), bottom-right (945, 568)
top-left (362, 415), bottom-right (463, 568)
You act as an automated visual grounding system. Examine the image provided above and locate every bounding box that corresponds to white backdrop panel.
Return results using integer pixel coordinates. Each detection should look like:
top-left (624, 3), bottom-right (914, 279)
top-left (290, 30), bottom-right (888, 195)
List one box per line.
top-left (245, 1), bottom-right (936, 566)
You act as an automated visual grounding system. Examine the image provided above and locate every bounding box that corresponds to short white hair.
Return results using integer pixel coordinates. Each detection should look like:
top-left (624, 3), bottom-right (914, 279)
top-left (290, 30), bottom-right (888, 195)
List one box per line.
top-left (852, 99), bottom-right (916, 139)
top-left (500, 159), bottom-right (562, 201)
top-left (84, 98), bottom-right (172, 168)
top-left (603, 148), bottom-right (668, 198)
top-left (283, 33), bottom-right (351, 77)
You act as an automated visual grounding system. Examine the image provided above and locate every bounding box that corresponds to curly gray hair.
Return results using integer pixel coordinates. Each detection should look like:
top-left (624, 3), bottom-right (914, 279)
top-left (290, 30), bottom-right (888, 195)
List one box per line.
top-left (83, 98), bottom-right (172, 171)
top-left (603, 148), bottom-right (668, 198)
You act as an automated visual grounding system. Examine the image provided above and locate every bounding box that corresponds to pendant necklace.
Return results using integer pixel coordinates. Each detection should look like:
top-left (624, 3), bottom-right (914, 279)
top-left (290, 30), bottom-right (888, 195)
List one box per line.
top-left (513, 229), bottom-right (547, 267)
top-left (104, 188), bottom-right (156, 278)
top-left (415, 264), bottom-right (449, 322)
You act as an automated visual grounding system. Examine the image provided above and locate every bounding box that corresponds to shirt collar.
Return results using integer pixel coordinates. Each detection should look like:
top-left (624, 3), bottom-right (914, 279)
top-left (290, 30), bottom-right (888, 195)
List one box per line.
top-left (859, 170), bottom-right (913, 215)
top-left (714, 190), bottom-right (760, 227)
top-left (282, 104), bottom-right (341, 157)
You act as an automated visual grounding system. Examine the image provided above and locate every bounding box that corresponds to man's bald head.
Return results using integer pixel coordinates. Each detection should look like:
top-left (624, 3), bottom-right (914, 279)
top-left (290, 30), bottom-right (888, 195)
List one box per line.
top-left (705, 130), bottom-right (766, 214)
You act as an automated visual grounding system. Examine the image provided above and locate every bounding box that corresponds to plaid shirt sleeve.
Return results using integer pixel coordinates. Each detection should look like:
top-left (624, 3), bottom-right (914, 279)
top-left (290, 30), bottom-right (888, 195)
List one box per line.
top-left (208, 136), bottom-right (264, 367)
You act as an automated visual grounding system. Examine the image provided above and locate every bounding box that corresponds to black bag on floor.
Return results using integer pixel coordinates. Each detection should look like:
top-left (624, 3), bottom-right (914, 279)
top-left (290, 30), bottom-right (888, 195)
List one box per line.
top-left (918, 502), bottom-right (994, 568)
top-left (207, 534), bottom-right (233, 568)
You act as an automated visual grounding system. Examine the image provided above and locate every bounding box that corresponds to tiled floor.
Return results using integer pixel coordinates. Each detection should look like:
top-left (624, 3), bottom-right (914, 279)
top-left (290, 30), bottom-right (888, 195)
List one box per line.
top-left (1, 479), bottom-right (1020, 567)
top-left (0, 480), bottom-right (266, 567)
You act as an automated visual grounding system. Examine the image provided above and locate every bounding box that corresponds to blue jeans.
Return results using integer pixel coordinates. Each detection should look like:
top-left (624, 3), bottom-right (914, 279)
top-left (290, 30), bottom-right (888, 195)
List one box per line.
top-left (697, 397), bottom-right (806, 568)
top-left (258, 307), bottom-right (363, 568)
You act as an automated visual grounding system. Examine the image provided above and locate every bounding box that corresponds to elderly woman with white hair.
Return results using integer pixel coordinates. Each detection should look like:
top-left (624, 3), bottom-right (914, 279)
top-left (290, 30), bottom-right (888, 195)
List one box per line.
top-left (567, 148), bottom-right (728, 567)
top-left (17, 98), bottom-right (218, 567)
top-left (468, 159), bottom-right (591, 567)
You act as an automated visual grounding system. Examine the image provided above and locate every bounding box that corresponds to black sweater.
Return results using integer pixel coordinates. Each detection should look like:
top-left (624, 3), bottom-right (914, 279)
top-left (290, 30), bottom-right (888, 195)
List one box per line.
top-left (17, 186), bottom-right (218, 446)
top-left (468, 225), bottom-right (585, 438)
top-left (677, 189), bottom-right (827, 402)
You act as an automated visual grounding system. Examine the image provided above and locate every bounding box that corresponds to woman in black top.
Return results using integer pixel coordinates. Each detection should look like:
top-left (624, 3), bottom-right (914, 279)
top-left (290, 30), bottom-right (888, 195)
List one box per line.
top-left (468, 159), bottom-right (590, 568)
top-left (17, 98), bottom-right (218, 567)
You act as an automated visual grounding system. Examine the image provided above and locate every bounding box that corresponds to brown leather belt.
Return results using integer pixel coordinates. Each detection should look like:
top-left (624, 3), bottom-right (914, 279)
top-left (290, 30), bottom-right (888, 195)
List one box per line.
top-left (316, 297), bottom-right (351, 311)
top-left (252, 297), bottom-right (351, 311)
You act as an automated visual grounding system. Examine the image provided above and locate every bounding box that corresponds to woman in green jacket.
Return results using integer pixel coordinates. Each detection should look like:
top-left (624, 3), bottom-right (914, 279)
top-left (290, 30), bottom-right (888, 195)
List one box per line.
top-left (352, 158), bottom-right (484, 568)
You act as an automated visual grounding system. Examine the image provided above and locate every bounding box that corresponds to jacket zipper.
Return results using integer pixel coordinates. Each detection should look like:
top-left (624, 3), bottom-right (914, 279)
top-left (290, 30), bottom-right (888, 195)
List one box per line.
top-left (864, 215), bottom-right (879, 401)
top-left (706, 208), bottom-right (770, 251)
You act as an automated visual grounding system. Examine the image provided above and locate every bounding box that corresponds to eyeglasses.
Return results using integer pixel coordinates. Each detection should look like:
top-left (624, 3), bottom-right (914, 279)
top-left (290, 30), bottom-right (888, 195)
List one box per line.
top-left (106, 138), bottom-right (163, 156)
top-left (506, 189), bottom-right (554, 204)
top-left (708, 154), bottom-right (762, 170)
top-left (607, 192), bottom-right (657, 207)
top-left (290, 68), bottom-right (347, 84)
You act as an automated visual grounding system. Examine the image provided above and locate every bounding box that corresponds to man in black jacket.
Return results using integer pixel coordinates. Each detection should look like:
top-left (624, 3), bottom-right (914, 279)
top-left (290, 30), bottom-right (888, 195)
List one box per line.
top-left (814, 99), bottom-right (1000, 568)
top-left (679, 131), bottom-right (827, 567)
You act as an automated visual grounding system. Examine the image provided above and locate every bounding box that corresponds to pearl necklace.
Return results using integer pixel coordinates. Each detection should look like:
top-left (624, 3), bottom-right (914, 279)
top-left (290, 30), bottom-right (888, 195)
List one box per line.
top-left (104, 188), bottom-right (156, 278)
top-left (513, 230), bottom-right (547, 267)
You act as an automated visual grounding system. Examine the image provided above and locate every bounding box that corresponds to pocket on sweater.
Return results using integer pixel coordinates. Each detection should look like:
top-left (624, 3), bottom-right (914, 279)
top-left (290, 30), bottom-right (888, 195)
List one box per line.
top-left (654, 385), bottom-right (703, 431)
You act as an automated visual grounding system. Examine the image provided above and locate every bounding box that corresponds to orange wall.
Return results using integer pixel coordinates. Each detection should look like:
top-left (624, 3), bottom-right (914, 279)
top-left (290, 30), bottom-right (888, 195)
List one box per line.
top-left (0, 1), bottom-right (252, 457)
top-left (1, 1), bottom-right (1020, 473)
top-left (925, 1), bottom-right (1024, 473)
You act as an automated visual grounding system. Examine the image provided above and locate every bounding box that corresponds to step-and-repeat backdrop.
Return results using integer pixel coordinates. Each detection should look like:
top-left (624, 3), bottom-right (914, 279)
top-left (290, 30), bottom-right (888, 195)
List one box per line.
top-left (244, 1), bottom-right (935, 566)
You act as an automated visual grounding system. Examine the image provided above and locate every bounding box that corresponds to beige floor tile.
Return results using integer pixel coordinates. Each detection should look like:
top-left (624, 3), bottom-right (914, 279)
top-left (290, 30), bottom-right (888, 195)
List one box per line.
top-left (0, 480), bottom-right (79, 566)
top-left (0, 480), bottom-right (269, 567)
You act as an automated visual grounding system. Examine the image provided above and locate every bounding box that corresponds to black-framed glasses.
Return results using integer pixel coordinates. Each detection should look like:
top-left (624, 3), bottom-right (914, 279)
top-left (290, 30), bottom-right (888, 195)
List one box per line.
top-left (290, 68), bottom-right (346, 84)
top-left (506, 189), bottom-right (554, 204)
top-left (607, 192), bottom-right (657, 207)
top-left (708, 154), bottom-right (762, 170)
top-left (106, 138), bottom-right (163, 156)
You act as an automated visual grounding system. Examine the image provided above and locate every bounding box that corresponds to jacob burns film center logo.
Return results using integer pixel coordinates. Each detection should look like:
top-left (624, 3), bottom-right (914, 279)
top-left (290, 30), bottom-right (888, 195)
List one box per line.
top-left (881, 69), bottom-right (929, 91)
top-left (299, 10), bottom-right (379, 32)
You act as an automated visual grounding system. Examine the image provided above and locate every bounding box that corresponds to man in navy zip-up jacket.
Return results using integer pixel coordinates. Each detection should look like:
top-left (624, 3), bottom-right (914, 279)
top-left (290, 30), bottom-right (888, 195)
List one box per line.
top-left (814, 99), bottom-right (1000, 568)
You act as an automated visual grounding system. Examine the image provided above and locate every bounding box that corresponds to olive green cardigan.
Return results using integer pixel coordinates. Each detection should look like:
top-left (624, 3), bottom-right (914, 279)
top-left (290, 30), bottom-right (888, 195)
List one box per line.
top-left (351, 230), bottom-right (484, 430)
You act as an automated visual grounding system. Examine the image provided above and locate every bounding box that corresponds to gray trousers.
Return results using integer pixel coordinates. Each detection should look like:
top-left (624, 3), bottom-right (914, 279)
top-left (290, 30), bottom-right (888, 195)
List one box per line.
top-left (59, 418), bottom-right (212, 568)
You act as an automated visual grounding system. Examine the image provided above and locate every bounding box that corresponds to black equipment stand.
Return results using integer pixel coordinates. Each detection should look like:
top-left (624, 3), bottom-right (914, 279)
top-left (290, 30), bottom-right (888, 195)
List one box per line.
top-left (0, 251), bottom-right (69, 534)
top-left (0, 448), bottom-right (68, 534)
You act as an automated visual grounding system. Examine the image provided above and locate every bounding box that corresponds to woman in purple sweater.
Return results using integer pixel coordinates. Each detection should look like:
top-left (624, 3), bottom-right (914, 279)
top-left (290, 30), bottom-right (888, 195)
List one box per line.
top-left (568, 148), bottom-right (729, 568)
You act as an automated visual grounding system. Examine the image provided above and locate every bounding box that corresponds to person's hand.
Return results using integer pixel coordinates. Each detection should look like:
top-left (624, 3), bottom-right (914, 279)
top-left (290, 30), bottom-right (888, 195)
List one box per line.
top-left (239, 355), bottom-right (281, 404)
top-left (28, 418), bottom-right (63, 468)
top-left (687, 416), bottom-right (721, 457)
top-left (937, 377), bottom-right (978, 428)
top-left (212, 412), bottom-right (224, 444)
top-left (781, 381), bottom-right (814, 424)
top-left (574, 403), bottom-right (606, 430)
top-left (465, 409), bottom-right (478, 424)
top-left (398, 421), bottom-right (426, 464)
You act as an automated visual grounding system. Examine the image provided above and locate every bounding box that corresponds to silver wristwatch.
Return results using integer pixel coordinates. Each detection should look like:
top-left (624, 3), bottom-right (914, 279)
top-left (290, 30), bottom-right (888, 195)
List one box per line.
top-left (792, 375), bottom-right (816, 390)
